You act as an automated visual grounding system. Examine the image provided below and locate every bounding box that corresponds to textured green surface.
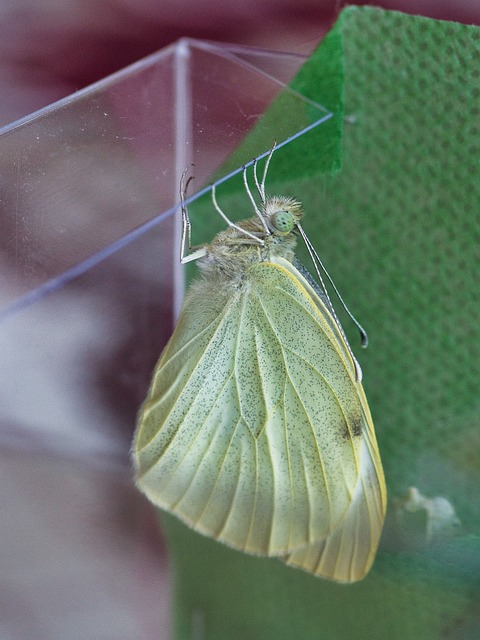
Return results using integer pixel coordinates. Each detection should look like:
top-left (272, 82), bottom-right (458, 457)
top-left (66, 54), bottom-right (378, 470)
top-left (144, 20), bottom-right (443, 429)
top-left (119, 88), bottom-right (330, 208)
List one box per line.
top-left (162, 7), bottom-right (480, 639)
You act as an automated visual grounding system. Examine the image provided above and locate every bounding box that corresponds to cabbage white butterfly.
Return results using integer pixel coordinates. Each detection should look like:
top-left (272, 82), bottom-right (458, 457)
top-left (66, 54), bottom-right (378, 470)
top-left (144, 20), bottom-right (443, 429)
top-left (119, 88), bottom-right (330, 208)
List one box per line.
top-left (133, 143), bottom-right (386, 583)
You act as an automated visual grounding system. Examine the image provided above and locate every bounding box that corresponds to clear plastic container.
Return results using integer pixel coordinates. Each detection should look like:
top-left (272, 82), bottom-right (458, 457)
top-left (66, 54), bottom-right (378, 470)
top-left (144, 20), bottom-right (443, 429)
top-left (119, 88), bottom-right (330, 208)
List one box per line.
top-left (0, 39), bottom-right (333, 639)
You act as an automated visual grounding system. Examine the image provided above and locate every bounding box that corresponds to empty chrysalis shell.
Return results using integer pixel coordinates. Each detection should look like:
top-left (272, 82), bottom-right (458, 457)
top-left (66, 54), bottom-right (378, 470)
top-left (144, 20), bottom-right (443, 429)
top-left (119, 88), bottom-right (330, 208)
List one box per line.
top-left (133, 143), bottom-right (386, 583)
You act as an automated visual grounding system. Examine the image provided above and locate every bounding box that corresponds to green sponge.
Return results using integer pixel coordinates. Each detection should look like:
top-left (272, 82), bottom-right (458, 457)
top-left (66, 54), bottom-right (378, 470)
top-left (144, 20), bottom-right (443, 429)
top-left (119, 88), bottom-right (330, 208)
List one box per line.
top-left (162, 8), bottom-right (480, 639)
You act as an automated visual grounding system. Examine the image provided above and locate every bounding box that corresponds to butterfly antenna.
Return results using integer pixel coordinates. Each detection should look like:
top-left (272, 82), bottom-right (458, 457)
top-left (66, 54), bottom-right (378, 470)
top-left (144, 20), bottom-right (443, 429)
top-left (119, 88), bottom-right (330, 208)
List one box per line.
top-left (259, 139), bottom-right (277, 202)
top-left (300, 226), bottom-right (368, 346)
top-left (253, 156), bottom-right (263, 203)
top-left (243, 165), bottom-right (269, 234)
top-left (298, 225), bottom-right (367, 381)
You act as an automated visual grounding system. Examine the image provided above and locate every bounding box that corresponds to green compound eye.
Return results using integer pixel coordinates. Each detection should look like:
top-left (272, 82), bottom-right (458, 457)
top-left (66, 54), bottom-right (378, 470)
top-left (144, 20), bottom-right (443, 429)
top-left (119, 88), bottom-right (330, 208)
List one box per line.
top-left (271, 210), bottom-right (295, 233)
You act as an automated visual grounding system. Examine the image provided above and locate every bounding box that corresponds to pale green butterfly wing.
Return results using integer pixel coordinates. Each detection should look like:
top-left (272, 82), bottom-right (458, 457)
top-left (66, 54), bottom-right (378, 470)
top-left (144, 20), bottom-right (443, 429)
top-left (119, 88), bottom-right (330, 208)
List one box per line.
top-left (250, 257), bottom-right (386, 579)
top-left (283, 388), bottom-right (386, 582)
top-left (134, 255), bottom-right (386, 580)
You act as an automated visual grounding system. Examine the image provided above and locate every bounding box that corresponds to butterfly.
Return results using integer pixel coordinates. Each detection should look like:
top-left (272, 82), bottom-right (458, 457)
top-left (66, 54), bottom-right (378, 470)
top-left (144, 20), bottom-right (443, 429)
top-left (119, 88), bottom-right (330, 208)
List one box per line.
top-left (133, 142), bottom-right (386, 583)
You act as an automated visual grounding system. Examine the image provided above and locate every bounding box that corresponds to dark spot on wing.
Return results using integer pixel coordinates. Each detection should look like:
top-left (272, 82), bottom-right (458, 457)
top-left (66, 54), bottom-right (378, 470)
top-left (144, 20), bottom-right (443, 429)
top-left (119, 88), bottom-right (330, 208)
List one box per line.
top-left (341, 415), bottom-right (363, 441)
top-left (351, 416), bottom-right (362, 438)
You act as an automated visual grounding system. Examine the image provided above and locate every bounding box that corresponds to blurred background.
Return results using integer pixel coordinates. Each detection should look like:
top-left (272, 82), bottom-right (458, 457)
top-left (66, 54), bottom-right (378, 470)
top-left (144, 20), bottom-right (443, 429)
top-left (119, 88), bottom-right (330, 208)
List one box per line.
top-left (1, 0), bottom-right (480, 129)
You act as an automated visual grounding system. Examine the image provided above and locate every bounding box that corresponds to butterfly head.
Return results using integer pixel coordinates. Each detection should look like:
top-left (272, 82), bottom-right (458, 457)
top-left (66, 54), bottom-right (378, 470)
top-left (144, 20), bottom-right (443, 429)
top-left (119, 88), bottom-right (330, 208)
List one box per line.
top-left (263, 196), bottom-right (304, 237)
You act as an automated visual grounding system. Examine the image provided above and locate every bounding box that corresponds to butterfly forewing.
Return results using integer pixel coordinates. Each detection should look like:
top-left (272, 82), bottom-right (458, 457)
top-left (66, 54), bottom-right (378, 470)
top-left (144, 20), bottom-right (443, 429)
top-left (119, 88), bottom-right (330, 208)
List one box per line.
top-left (133, 156), bottom-right (386, 582)
top-left (134, 256), bottom-right (384, 570)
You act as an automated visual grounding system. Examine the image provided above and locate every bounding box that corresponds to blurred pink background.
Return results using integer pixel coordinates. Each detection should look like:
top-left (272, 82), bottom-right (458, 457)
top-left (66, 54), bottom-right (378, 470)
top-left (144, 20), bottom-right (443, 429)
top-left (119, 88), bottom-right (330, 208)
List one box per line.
top-left (1, 0), bottom-right (480, 128)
